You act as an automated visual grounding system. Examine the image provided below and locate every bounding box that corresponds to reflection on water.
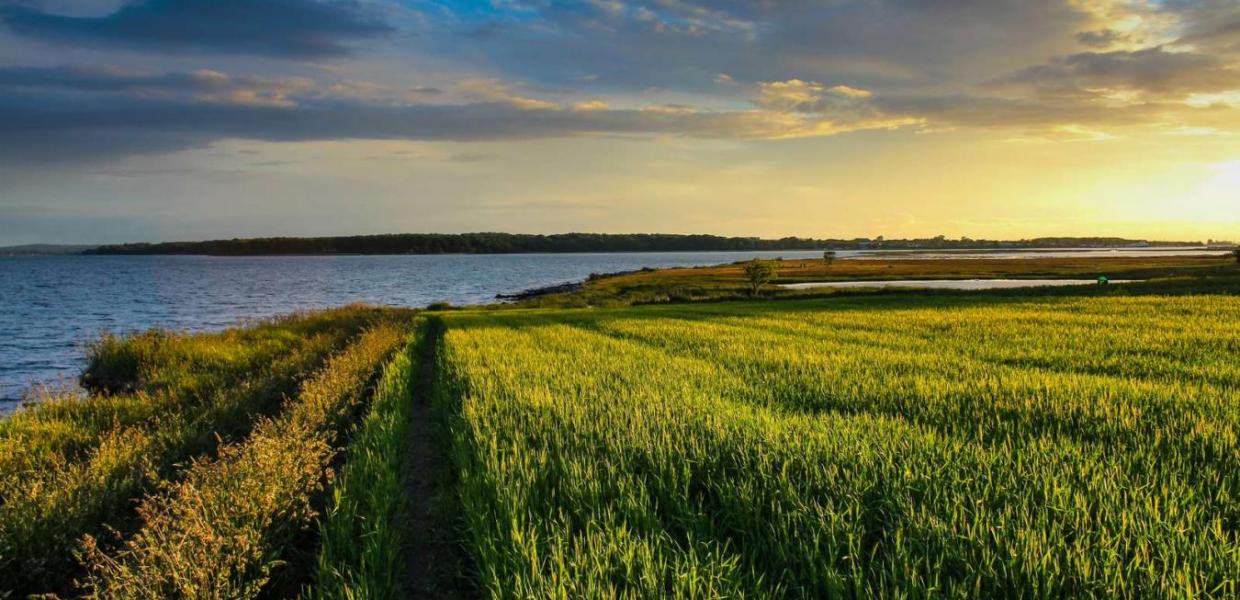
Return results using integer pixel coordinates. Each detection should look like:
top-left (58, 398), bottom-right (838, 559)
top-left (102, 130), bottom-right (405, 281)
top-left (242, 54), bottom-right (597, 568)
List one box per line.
top-left (781, 279), bottom-right (1134, 290)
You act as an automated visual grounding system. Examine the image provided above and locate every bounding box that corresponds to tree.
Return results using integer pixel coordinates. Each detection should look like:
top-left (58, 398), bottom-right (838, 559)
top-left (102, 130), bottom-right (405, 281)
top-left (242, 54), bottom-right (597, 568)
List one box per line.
top-left (1233, 247), bottom-right (1240, 263)
top-left (822, 250), bottom-right (836, 266)
top-left (744, 259), bottom-right (777, 296)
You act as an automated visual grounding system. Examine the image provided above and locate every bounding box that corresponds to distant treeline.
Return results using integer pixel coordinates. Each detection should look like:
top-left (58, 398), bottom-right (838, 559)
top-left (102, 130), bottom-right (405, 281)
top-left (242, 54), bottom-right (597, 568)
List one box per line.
top-left (83, 233), bottom-right (1205, 256)
top-left (0, 244), bottom-right (98, 256)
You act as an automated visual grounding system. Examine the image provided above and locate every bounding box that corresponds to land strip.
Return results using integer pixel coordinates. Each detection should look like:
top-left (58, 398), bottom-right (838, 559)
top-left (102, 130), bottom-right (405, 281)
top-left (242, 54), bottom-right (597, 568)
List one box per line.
top-left (402, 318), bottom-right (471, 598)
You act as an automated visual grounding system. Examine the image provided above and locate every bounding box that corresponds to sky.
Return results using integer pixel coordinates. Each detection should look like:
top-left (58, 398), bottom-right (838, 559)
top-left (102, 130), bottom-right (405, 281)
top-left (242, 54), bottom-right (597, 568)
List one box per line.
top-left (0, 0), bottom-right (1238, 245)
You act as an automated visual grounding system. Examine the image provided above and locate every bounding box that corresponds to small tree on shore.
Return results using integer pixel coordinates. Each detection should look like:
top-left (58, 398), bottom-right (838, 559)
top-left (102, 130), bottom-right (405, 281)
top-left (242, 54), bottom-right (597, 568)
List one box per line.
top-left (744, 260), bottom-right (777, 297)
top-left (822, 250), bottom-right (836, 267)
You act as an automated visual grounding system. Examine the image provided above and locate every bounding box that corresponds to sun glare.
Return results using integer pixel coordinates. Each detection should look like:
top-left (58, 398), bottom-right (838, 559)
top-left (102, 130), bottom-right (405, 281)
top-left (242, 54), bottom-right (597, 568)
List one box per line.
top-left (1184, 160), bottom-right (1240, 220)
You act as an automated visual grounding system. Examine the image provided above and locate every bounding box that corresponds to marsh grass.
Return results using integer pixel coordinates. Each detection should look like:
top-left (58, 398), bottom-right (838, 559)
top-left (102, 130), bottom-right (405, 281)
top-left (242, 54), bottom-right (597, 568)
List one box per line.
top-left (82, 323), bottom-right (406, 599)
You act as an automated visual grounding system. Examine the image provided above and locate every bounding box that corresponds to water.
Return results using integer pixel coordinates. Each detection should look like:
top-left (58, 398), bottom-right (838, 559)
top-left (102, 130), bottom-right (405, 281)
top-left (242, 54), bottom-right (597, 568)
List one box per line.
top-left (1, 247), bottom-right (1225, 408)
top-left (781, 279), bottom-right (1134, 290)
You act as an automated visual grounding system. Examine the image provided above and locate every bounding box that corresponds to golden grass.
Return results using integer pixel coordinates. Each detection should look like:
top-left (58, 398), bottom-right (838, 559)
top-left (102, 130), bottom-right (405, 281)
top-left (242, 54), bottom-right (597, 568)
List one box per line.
top-left (83, 324), bottom-right (405, 599)
top-left (0, 306), bottom-right (409, 597)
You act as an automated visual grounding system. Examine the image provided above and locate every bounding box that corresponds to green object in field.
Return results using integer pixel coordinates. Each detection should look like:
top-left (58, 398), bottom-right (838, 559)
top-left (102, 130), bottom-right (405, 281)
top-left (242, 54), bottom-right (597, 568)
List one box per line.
top-left (1098, 275), bottom-right (1109, 285)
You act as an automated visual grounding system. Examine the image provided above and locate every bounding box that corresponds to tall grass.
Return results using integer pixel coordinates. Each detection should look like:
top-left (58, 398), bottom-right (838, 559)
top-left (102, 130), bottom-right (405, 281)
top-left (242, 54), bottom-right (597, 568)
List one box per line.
top-left (0, 306), bottom-right (390, 482)
top-left (437, 294), bottom-right (1239, 598)
top-left (83, 323), bottom-right (406, 599)
top-left (308, 320), bottom-right (432, 600)
top-left (0, 306), bottom-right (405, 597)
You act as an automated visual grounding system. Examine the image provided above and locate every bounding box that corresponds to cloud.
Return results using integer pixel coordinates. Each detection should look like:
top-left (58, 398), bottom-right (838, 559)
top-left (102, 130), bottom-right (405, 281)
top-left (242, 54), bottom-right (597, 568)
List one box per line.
top-left (996, 47), bottom-right (1240, 100)
top-left (1167, 1), bottom-right (1240, 56)
top-left (452, 78), bottom-right (560, 110)
top-left (0, 93), bottom-right (896, 148)
top-left (0, 0), bottom-right (391, 58)
top-left (4, 1), bottom-right (1240, 166)
top-left (5, 58), bottom-right (1240, 168)
top-left (748, 79), bottom-right (915, 133)
top-left (413, 0), bottom-right (1095, 91)
top-left (572, 100), bottom-right (610, 111)
top-left (0, 66), bottom-right (929, 164)
top-left (1180, 22), bottom-right (1240, 55)
top-left (1076, 29), bottom-right (1133, 49)
top-left (447, 152), bottom-right (498, 163)
top-left (872, 90), bottom-right (1240, 138)
top-left (755, 80), bottom-right (876, 113)
top-left (0, 65), bottom-right (315, 106)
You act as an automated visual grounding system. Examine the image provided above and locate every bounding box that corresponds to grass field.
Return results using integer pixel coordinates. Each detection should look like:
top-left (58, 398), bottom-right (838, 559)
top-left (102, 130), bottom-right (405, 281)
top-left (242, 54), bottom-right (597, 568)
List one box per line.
top-left (437, 293), bottom-right (1240, 598)
top-left (0, 258), bottom-right (1237, 598)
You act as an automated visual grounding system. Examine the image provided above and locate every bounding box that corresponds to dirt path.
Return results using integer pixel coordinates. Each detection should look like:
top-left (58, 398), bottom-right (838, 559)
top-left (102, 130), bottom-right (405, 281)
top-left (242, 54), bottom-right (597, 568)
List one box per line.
top-left (401, 321), bottom-right (470, 598)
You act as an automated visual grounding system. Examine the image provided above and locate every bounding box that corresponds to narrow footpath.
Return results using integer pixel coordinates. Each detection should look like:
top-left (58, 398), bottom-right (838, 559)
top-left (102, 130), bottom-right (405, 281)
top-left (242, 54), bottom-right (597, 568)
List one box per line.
top-left (401, 320), bottom-right (470, 598)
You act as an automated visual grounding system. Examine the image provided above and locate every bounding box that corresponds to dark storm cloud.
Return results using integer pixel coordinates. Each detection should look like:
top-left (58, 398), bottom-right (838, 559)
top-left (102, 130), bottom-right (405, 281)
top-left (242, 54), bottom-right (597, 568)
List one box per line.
top-left (0, 0), bottom-right (391, 58)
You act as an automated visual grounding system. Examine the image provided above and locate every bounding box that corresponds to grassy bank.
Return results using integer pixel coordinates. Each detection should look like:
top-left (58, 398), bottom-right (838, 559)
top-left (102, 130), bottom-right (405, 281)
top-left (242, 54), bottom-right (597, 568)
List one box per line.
top-left (0, 307), bottom-right (379, 480)
top-left (83, 323), bottom-right (406, 598)
top-left (0, 306), bottom-right (413, 598)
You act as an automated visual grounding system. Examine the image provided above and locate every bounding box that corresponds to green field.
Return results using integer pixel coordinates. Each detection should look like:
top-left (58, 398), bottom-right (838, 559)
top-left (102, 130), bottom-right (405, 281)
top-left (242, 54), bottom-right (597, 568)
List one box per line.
top-left (0, 265), bottom-right (1238, 598)
top-left (437, 294), bottom-right (1239, 598)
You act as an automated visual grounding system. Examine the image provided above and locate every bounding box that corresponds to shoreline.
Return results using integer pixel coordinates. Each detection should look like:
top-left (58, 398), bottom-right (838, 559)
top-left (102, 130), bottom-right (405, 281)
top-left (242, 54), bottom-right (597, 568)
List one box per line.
top-left (47, 245), bottom-right (1229, 258)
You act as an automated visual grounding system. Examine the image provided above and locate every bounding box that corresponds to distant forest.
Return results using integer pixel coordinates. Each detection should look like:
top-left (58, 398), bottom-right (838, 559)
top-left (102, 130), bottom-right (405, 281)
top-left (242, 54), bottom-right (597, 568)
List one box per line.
top-left (83, 233), bottom-right (1206, 256)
